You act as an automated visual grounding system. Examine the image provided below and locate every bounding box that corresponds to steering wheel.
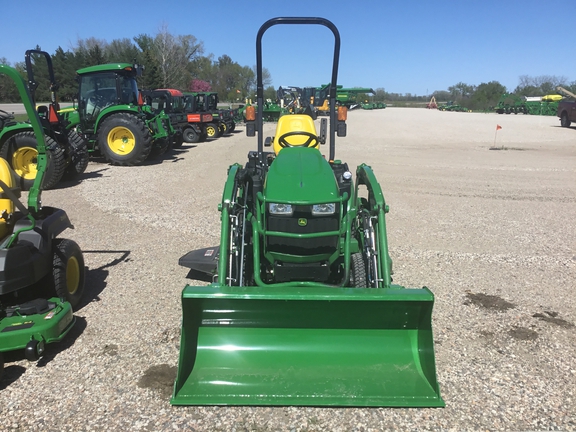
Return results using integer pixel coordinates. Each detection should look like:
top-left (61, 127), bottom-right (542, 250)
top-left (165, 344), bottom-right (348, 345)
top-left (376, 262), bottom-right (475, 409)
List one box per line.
top-left (277, 131), bottom-right (318, 148)
top-left (88, 93), bottom-right (107, 107)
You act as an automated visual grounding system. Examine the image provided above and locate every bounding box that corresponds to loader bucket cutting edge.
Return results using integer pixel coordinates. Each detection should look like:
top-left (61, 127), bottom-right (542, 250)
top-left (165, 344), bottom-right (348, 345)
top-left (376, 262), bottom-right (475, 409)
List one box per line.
top-left (171, 285), bottom-right (444, 407)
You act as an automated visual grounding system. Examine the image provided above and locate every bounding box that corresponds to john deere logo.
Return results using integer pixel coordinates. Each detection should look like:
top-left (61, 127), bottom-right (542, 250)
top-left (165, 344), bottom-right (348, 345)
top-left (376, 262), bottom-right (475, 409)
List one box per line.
top-left (298, 218), bottom-right (307, 227)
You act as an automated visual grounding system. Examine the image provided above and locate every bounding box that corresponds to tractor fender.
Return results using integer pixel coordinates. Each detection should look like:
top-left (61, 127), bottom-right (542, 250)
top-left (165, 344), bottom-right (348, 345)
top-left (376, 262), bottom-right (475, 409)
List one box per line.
top-left (0, 123), bottom-right (34, 150)
top-left (16, 207), bottom-right (72, 252)
top-left (93, 105), bottom-right (141, 132)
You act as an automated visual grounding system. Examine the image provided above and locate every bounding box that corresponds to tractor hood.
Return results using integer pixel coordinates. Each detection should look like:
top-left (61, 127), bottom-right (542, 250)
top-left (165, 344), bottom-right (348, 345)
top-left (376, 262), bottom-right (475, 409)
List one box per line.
top-left (264, 147), bottom-right (338, 203)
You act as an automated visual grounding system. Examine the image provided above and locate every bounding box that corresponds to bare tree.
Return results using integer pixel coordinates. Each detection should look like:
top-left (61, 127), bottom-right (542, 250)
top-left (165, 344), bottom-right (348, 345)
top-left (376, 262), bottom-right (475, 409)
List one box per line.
top-left (152, 22), bottom-right (204, 88)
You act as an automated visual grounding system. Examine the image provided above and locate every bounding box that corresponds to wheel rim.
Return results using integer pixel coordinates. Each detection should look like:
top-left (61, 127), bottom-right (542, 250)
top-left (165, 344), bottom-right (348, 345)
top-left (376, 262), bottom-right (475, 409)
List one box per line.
top-left (206, 126), bottom-right (216, 137)
top-left (66, 256), bottom-right (80, 295)
top-left (107, 126), bottom-right (136, 155)
top-left (12, 146), bottom-right (38, 180)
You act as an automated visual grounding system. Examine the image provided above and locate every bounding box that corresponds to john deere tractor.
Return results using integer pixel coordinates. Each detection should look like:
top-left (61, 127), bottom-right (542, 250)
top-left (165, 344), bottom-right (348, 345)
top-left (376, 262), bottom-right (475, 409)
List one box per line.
top-left (140, 88), bottom-right (193, 150)
top-left (172, 17), bottom-right (444, 408)
top-left (0, 50), bottom-right (89, 191)
top-left (61, 63), bottom-right (173, 166)
top-left (0, 63), bottom-right (85, 379)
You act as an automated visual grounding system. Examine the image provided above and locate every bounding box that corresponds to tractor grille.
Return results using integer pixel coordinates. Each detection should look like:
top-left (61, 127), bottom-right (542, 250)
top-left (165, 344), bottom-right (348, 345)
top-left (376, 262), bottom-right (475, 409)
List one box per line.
top-left (266, 210), bottom-right (339, 256)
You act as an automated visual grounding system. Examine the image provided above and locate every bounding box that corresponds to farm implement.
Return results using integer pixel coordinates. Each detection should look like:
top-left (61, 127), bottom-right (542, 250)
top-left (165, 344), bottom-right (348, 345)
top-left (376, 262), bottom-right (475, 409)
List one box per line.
top-left (171, 17), bottom-right (444, 407)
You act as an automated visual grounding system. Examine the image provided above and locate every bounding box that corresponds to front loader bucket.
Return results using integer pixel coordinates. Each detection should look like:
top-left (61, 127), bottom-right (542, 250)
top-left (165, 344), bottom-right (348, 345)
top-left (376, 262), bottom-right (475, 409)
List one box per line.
top-left (172, 285), bottom-right (444, 407)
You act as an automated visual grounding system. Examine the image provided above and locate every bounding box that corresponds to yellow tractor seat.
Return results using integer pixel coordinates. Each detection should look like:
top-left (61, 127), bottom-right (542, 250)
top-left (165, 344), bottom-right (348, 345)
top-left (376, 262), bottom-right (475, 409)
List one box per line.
top-left (0, 158), bottom-right (16, 239)
top-left (272, 114), bottom-right (319, 154)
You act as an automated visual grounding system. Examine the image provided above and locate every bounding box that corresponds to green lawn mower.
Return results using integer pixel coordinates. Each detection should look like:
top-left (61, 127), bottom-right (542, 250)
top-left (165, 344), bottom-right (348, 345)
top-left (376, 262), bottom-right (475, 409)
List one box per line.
top-left (172, 17), bottom-right (443, 407)
top-left (0, 64), bottom-right (85, 380)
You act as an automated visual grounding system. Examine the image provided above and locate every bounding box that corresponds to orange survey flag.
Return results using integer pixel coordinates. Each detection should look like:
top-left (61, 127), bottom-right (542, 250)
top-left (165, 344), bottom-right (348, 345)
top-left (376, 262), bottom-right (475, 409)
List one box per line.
top-left (496, 124), bottom-right (502, 130)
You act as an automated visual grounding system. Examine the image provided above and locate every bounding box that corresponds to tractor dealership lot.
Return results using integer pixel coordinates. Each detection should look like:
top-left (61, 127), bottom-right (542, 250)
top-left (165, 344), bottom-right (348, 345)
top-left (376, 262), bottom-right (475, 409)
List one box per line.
top-left (1, 108), bottom-right (575, 431)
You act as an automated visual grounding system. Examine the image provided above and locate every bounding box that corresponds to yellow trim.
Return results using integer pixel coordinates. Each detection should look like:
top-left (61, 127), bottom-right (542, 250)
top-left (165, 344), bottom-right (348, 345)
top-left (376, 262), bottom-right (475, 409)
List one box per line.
top-left (107, 126), bottom-right (136, 155)
top-left (273, 114), bottom-right (319, 155)
top-left (66, 256), bottom-right (80, 295)
top-left (0, 158), bottom-right (15, 239)
top-left (12, 146), bottom-right (38, 180)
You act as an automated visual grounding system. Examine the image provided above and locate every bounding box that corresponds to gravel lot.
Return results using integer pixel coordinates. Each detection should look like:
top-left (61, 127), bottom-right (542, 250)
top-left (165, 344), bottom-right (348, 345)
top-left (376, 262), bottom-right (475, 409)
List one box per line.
top-left (1, 108), bottom-right (574, 431)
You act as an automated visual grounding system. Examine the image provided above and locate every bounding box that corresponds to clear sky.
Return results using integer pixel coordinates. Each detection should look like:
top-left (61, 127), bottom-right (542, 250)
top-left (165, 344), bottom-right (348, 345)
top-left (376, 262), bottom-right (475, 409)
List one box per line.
top-left (3, 0), bottom-right (575, 95)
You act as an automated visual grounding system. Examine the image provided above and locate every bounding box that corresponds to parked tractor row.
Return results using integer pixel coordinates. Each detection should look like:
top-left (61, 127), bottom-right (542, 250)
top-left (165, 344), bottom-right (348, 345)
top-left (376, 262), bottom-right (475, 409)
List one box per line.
top-left (0, 50), bottom-right (237, 191)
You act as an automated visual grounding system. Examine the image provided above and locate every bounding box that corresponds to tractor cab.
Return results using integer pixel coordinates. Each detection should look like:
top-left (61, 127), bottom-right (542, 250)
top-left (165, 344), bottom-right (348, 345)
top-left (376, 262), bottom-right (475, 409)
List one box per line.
top-left (76, 64), bottom-right (141, 129)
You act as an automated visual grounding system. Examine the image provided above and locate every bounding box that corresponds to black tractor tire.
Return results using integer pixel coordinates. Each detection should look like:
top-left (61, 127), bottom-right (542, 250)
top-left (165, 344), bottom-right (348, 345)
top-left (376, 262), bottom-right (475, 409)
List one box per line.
top-left (183, 127), bottom-right (200, 144)
top-left (98, 113), bottom-right (152, 166)
top-left (349, 253), bottom-right (368, 288)
top-left (218, 122), bottom-right (226, 137)
top-left (0, 131), bottom-right (66, 191)
top-left (204, 123), bottom-right (219, 139)
top-left (227, 121), bottom-right (236, 133)
top-left (560, 112), bottom-right (571, 128)
top-left (63, 130), bottom-right (89, 179)
top-left (51, 239), bottom-right (85, 311)
top-left (148, 137), bottom-right (170, 159)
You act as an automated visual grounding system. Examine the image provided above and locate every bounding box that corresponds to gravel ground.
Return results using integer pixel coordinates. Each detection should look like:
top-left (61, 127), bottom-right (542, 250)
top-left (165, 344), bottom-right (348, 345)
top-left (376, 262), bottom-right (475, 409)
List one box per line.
top-left (1, 108), bottom-right (574, 431)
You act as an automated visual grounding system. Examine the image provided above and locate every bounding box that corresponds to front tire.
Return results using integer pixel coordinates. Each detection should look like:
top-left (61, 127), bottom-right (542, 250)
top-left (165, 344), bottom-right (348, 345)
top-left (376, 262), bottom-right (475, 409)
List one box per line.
top-left (52, 239), bottom-right (85, 310)
top-left (0, 131), bottom-right (65, 191)
top-left (560, 112), bottom-right (571, 128)
top-left (98, 113), bottom-right (152, 166)
top-left (349, 253), bottom-right (367, 287)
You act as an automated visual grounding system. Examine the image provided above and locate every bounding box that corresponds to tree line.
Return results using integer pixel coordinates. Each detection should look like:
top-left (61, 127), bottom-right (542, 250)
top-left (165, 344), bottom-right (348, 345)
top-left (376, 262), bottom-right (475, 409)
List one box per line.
top-left (0, 25), bottom-right (273, 103)
top-left (0, 26), bottom-right (574, 110)
top-left (380, 75), bottom-right (575, 111)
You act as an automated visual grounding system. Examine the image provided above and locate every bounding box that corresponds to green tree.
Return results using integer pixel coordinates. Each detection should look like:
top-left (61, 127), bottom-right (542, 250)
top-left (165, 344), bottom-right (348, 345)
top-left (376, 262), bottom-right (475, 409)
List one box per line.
top-left (106, 38), bottom-right (141, 64)
top-left (470, 81), bottom-right (507, 110)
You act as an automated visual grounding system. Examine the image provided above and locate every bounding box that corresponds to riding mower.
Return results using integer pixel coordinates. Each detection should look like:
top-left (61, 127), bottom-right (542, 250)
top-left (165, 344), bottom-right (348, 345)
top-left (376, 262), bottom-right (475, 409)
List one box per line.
top-left (0, 50), bottom-right (89, 191)
top-left (171, 17), bottom-right (443, 407)
top-left (0, 64), bottom-right (85, 380)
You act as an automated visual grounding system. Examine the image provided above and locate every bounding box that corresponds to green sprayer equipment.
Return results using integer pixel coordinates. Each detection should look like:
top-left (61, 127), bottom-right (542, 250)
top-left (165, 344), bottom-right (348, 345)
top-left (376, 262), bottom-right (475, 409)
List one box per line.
top-left (171, 17), bottom-right (444, 408)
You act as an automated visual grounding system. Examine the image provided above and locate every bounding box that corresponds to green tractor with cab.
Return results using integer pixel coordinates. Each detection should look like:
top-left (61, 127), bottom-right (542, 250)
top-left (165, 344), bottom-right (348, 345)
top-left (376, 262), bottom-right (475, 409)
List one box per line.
top-left (61, 63), bottom-right (173, 166)
top-left (172, 17), bottom-right (444, 408)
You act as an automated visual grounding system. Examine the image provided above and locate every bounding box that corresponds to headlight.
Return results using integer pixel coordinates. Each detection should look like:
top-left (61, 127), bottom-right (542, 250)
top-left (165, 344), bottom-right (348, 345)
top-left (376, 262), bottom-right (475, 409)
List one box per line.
top-left (312, 203), bottom-right (336, 215)
top-left (269, 203), bottom-right (293, 215)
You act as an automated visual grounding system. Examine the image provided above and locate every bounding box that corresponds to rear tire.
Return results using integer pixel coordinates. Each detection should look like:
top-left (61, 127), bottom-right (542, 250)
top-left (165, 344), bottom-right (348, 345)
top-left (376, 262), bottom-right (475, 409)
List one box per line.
top-left (52, 239), bottom-right (85, 310)
top-left (0, 131), bottom-right (65, 191)
top-left (349, 253), bottom-right (367, 288)
top-left (183, 127), bottom-right (200, 143)
top-left (98, 113), bottom-right (152, 166)
top-left (63, 130), bottom-right (89, 179)
top-left (560, 112), bottom-right (571, 128)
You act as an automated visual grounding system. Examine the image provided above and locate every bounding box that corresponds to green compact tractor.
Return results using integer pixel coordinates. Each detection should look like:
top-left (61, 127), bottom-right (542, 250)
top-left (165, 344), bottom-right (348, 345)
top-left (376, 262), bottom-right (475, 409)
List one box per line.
top-left (0, 50), bottom-right (89, 191)
top-left (198, 91), bottom-right (236, 134)
top-left (172, 17), bottom-right (444, 407)
top-left (60, 63), bottom-right (173, 166)
top-left (140, 88), bottom-right (197, 150)
top-left (0, 64), bottom-right (85, 379)
top-left (182, 92), bottom-right (220, 140)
